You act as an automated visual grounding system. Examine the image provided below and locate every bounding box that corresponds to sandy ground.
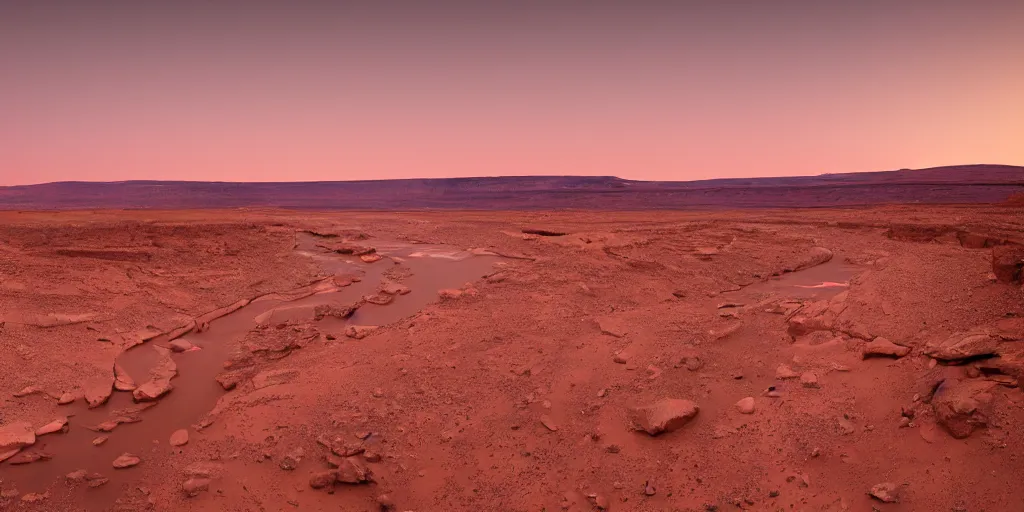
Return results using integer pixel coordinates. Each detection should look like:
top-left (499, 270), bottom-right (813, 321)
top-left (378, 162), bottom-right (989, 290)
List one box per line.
top-left (1, 206), bottom-right (1023, 511)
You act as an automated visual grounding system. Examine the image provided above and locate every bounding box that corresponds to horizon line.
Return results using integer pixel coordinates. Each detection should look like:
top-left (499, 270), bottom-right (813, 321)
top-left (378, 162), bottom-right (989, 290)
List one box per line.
top-left (4, 163), bottom-right (1020, 188)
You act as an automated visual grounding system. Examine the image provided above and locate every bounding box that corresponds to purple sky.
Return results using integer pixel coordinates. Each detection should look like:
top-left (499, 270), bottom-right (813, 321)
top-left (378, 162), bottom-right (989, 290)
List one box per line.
top-left (2, 0), bottom-right (1023, 185)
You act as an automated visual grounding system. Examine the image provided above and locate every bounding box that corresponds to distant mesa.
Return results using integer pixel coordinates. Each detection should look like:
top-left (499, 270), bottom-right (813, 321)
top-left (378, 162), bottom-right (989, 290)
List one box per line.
top-left (1, 165), bottom-right (1022, 210)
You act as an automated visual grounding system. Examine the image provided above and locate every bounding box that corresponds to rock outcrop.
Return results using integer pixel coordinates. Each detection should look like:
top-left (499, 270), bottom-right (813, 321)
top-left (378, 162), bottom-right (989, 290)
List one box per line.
top-left (924, 323), bottom-right (1023, 362)
top-left (862, 337), bottom-right (911, 359)
top-left (784, 246), bottom-right (834, 272)
top-left (992, 245), bottom-right (1024, 283)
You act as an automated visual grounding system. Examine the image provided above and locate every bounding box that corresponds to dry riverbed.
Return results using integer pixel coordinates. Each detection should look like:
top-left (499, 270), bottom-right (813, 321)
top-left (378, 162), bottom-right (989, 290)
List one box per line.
top-left (1, 206), bottom-right (1023, 511)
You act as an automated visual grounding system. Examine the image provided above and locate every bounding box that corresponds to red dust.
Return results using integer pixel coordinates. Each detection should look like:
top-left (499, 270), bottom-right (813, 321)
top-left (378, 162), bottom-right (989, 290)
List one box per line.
top-left (0, 206), bottom-right (1022, 511)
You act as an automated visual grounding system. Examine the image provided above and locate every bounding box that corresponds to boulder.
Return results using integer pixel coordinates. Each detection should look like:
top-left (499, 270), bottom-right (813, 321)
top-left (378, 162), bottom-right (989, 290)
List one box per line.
top-left (628, 399), bottom-right (699, 435)
top-left (862, 337), bottom-right (911, 359)
top-left (335, 457), bottom-right (373, 484)
top-left (869, 483), bottom-right (900, 503)
top-left (931, 378), bottom-right (995, 439)
top-left (776, 364), bottom-right (800, 379)
top-left (735, 397), bottom-right (755, 414)
top-left (169, 429), bottom-right (189, 447)
top-left (309, 470), bottom-right (337, 489)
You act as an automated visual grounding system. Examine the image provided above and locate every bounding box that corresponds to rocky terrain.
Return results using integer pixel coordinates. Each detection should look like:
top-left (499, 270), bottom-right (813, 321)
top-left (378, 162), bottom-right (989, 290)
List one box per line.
top-left (1, 204), bottom-right (1023, 511)
top-left (1, 165), bottom-right (1022, 210)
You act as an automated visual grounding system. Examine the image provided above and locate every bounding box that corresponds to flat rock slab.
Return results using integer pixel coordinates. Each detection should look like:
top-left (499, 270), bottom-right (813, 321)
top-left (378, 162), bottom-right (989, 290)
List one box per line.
top-left (112, 453), bottom-right (141, 469)
top-left (35, 417), bottom-right (69, 436)
top-left (381, 282), bottom-right (410, 295)
top-left (594, 316), bottom-right (628, 337)
top-left (133, 379), bottom-right (173, 401)
top-left (0, 422), bottom-right (36, 451)
top-left (925, 330), bottom-right (1002, 361)
top-left (114, 363), bottom-right (137, 391)
top-left (9, 450), bottom-right (53, 465)
top-left (252, 369), bottom-right (300, 390)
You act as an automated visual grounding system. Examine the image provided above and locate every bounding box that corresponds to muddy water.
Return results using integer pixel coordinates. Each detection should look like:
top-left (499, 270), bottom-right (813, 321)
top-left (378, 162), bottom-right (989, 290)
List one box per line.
top-left (2, 237), bottom-right (502, 504)
top-left (726, 256), bottom-right (861, 300)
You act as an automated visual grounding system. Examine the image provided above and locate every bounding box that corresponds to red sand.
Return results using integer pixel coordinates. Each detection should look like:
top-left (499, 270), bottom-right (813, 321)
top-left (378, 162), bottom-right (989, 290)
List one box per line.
top-left (1, 206), bottom-right (1023, 511)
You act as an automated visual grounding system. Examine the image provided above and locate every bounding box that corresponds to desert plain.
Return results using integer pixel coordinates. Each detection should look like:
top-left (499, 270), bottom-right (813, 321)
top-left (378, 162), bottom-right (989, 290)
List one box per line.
top-left (1, 204), bottom-right (1024, 512)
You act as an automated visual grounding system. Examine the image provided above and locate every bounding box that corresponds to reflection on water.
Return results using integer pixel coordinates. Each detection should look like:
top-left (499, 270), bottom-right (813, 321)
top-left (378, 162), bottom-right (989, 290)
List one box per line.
top-left (2, 234), bottom-right (503, 506)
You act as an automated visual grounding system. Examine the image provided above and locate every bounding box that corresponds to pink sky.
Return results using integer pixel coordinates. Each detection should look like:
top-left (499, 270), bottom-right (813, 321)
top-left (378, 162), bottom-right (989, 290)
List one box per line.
top-left (2, 1), bottom-right (1023, 186)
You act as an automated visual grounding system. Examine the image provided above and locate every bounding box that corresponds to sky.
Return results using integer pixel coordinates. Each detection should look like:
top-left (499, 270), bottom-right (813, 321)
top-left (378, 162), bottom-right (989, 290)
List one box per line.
top-left (1, 1), bottom-right (1023, 186)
